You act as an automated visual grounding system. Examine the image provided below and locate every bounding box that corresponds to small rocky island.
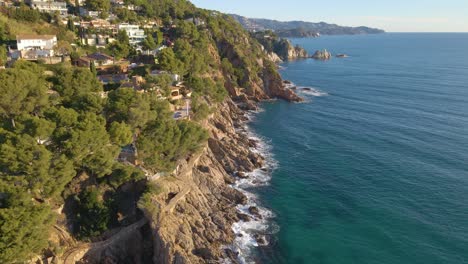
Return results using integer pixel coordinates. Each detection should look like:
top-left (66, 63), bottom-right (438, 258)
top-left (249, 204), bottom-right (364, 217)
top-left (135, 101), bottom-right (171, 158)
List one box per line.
top-left (311, 49), bottom-right (332, 60)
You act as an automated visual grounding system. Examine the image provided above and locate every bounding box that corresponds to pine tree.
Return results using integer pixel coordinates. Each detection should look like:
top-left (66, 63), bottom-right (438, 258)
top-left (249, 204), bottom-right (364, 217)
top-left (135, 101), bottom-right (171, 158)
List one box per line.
top-left (90, 60), bottom-right (97, 76)
top-left (142, 33), bottom-right (157, 51)
top-left (67, 17), bottom-right (75, 32)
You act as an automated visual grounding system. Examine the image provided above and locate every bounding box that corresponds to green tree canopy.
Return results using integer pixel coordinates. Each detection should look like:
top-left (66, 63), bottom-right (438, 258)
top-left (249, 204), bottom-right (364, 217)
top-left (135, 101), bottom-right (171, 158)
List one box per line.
top-left (51, 65), bottom-right (103, 113)
top-left (114, 7), bottom-right (139, 23)
top-left (75, 188), bottom-right (111, 238)
top-left (157, 48), bottom-right (183, 74)
top-left (108, 121), bottom-right (133, 146)
top-left (142, 33), bottom-right (157, 51)
top-left (0, 67), bottom-right (48, 127)
top-left (105, 88), bottom-right (152, 128)
top-left (186, 76), bottom-right (227, 103)
top-left (107, 163), bottom-right (145, 188)
top-left (85, 0), bottom-right (110, 12)
top-left (137, 119), bottom-right (207, 172)
top-left (144, 73), bottom-right (173, 95)
top-left (0, 198), bottom-right (53, 263)
top-left (0, 45), bottom-right (7, 66)
top-left (106, 30), bottom-right (131, 60)
top-left (45, 107), bottom-right (117, 177)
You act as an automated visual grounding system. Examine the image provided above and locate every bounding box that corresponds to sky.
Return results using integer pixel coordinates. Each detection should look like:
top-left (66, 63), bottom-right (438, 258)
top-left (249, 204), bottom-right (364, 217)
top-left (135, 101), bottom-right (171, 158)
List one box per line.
top-left (189, 0), bottom-right (468, 32)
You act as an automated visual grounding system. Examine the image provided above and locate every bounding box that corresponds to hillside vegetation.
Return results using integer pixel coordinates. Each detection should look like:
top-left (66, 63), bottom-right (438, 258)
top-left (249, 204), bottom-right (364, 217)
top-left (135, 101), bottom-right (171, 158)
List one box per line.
top-left (0, 0), bottom-right (286, 263)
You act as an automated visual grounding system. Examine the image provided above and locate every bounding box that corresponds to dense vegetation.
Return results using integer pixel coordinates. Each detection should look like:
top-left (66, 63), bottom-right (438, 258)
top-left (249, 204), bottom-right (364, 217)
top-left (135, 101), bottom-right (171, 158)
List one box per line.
top-left (0, 60), bottom-right (208, 262)
top-left (0, 0), bottom-right (276, 262)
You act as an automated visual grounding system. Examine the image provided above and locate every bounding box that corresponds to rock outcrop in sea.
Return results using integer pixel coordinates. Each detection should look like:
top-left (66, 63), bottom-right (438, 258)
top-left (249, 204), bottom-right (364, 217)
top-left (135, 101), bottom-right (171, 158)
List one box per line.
top-left (287, 44), bottom-right (309, 60)
top-left (255, 33), bottom-right (309, 61)
top-left (311, 49), bottom-right (332, 60)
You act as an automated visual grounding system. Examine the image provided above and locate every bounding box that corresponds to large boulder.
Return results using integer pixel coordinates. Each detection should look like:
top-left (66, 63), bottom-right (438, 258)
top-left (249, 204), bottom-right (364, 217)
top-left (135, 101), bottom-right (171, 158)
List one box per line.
top-left (311, 49), bottom-right (332, 60)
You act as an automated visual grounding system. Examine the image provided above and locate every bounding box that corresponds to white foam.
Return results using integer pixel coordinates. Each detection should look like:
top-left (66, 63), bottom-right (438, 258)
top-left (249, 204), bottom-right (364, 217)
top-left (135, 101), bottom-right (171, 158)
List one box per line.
top-left (283, 81), bottom-right (296, 90)
top-left (297, 87), bottom-right (328, 97)
top-left (227, 117), bottom-right (279, 264)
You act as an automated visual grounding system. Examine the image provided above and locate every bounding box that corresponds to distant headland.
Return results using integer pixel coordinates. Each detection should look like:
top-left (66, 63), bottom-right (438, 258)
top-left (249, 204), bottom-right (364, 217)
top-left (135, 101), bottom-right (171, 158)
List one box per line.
top-left (230, 14), bottom-right (385, 37)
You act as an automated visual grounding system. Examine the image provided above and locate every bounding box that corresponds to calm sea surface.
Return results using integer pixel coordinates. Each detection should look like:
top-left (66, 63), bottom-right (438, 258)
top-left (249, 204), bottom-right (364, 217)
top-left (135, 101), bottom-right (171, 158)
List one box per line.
top-left (250, 33), bottom-right (468, 264)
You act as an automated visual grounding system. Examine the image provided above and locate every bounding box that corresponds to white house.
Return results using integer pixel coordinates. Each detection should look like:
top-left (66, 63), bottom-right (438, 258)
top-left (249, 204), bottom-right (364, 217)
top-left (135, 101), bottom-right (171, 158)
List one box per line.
top-left (16, 34), bottom-right (58, 59)
top-left (26, 0), bottom-right (68, 15)
top-left (118, 23), bottom-right (146, 46)
top-left (17, 34), bottom-right (57, 51)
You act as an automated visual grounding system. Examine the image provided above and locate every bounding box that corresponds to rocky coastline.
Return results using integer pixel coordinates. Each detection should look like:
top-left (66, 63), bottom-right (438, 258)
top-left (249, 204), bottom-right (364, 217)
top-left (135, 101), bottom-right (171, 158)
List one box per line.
top-left (144, 82), bottom-right (299, 263)
top-left (73, 68), bottom-right (301, 263)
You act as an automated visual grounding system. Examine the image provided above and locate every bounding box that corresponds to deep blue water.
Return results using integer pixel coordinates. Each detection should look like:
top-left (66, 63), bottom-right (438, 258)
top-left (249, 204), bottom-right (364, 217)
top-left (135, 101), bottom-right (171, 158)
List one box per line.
top-left (251, 33), bottom-right (468, 264)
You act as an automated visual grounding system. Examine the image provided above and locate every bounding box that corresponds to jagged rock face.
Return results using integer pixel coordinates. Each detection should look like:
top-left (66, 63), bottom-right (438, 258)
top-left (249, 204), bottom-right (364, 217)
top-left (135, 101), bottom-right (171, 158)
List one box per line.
top-left (147, 100), bottom-right (266, 264)
top-left (64, 52), bottom-right (302, 264)
top-left (312, 49), bottom-right (332, 60)
top-left (71, 100), bottom-right (264, 264)
top-left (68, 86), bottom-right (299, 264)
top-left (272, 39), bottom-right (308, 61)
top-left (287, 45), bottom-right (309, 60)
top-left (76, 26), bottom-right (304, 264)
top-left (262, 62), bottom-right (304, 102)
top-left (266, 51), bottom-right (283, 63)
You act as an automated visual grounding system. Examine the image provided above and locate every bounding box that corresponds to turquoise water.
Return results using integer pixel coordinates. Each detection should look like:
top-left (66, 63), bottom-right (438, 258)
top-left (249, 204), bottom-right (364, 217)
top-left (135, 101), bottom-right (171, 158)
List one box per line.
top-left (251, 33), bottom-right (468, 264)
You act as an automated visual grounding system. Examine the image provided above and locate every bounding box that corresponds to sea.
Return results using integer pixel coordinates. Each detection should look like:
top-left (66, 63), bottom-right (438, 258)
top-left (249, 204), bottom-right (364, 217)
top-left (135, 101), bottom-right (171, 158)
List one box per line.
top-left (232, 33), bottom-right (468, 264)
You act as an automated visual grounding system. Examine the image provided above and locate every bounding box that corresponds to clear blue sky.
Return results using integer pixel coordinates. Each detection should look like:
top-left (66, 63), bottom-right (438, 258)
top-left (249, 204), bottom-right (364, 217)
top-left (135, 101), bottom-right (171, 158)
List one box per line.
top-left (189, 0), bottom-right (468, 32)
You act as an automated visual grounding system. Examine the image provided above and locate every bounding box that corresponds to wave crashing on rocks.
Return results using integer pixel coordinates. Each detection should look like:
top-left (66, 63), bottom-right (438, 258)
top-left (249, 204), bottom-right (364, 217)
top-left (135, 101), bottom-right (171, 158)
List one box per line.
top-left (225, 110), bottom-right (280, 264)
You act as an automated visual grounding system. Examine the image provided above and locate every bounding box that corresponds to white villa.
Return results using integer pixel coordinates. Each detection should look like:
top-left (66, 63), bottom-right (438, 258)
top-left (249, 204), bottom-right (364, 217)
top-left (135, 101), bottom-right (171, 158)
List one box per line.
top-left (26, 0), bottom-right (68, 15)
top-left (118, 23), bottom-right (146, 46)
top-left (17, 34), bottom-right (57, 51)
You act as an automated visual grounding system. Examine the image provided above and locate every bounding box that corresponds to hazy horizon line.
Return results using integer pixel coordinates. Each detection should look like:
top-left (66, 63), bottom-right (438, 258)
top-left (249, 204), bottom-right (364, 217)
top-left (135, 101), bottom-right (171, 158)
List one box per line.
top-left (227, 13), bottom-right (468, 33)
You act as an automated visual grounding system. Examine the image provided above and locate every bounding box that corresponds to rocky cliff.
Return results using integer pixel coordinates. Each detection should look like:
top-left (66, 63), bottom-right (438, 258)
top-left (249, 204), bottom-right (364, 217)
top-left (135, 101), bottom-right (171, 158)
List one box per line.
top-left (287, 44), bottom-right (309, 60)
top-left (265, 51), bottom-right (283, 63)
top-left (144, 54), bottom-right (302, 261)
top-left (252, 31), bottom-right (308, 61)
top-left (148, 100), bottom-right (262, 263)
top-left (78, 96), bottom-right (289, 264)
top-left (49, 8), bottom-right (303, 264)
top-left (59, 50), bottom-right (301, 264)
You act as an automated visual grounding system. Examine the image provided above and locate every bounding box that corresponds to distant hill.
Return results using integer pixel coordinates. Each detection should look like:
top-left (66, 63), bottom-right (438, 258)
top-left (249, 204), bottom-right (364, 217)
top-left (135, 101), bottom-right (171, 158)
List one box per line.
top-left (230, 14), bottom-right (385, 37)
